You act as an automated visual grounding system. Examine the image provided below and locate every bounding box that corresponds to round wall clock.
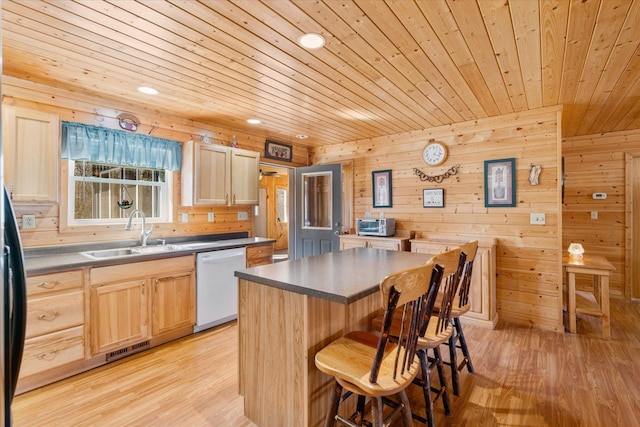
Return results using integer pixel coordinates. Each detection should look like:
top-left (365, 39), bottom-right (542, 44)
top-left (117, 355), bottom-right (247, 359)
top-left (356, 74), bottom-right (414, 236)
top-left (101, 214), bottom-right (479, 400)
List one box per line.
top-left (422, 142), bottom-right (448, 166)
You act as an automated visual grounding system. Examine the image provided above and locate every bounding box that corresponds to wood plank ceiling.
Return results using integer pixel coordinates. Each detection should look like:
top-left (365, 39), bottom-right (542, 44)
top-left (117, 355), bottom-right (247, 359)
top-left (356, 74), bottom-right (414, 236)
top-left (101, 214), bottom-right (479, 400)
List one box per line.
top-left (2, 0), bottom-right (640, 148)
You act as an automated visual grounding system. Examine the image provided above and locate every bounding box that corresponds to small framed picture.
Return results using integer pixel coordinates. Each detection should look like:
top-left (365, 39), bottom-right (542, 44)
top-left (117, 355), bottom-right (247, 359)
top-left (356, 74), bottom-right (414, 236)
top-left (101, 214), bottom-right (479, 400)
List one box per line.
top-left (372, 170), bottom-right (392, 208)
top-left (423, 188), bottom-right (444, 208)
top-left (264, 140), bottom-right (292, 162)
top-left (484, 158), bottom-right (516, 207)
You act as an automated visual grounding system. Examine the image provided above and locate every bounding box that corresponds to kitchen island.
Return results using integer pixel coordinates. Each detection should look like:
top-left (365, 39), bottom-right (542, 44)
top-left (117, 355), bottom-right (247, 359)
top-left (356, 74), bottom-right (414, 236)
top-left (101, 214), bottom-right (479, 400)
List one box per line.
top-left (234, 248), bottom-right (432, 427)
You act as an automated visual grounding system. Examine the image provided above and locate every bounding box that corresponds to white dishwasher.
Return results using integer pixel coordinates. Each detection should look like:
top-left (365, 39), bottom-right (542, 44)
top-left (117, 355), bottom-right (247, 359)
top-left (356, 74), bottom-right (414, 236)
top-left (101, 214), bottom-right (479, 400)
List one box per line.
top-left (194, 247), bottom-right (247, 333)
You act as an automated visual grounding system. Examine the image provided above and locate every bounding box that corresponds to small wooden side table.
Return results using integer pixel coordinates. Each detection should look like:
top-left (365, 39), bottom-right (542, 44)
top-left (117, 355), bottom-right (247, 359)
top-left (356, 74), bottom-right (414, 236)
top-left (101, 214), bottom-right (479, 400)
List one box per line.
top-left (563, 254), bottom-right (615, 340)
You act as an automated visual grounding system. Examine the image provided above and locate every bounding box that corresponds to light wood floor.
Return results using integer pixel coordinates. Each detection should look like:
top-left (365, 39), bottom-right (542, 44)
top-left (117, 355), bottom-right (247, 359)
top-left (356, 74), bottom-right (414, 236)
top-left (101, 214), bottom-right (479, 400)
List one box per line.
top-left (13, 298), bottom-right (640, 426)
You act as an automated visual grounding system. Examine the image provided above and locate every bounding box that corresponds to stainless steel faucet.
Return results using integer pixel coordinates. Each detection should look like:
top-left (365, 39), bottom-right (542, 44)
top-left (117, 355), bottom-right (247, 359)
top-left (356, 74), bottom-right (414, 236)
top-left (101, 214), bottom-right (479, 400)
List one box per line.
top-left (125, 209), bottom-right (155, 247)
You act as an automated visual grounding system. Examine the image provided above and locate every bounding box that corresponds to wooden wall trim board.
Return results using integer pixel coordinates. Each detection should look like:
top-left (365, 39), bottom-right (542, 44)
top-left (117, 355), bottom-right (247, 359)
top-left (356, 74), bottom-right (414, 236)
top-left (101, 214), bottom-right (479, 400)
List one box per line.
top-left (2, 78), bottom-right (310, 247)
top-left (312, 106), bottom-right (564, 332)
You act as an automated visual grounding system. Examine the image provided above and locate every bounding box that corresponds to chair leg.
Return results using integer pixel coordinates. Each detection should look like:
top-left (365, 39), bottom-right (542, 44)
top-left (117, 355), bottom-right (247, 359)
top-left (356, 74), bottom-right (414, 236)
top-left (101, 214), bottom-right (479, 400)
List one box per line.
top-left (455, 317), bottom-right (474, 374)
top-left (398, 389), bottom-right (413, 427)
top-left (371, 397), bottom-right (384, 427)
top-left (447, 326), bottom-right (461, 397)
top-left (418, 349), bottom-right (436, 427)
top-left (432, 346), bottom-right (451, 416)
top-left (324, 381), bottom-right (343, 427)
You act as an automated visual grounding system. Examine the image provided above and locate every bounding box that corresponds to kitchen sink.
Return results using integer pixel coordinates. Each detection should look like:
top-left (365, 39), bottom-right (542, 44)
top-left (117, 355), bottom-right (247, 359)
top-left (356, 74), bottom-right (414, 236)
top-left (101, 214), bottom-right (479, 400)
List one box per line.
top-left (132, 244), bottom-right (180, 254)
top-left (81, 244), bottom-right (180, 259)
top-left (81, 248), bottom-right (138, 259)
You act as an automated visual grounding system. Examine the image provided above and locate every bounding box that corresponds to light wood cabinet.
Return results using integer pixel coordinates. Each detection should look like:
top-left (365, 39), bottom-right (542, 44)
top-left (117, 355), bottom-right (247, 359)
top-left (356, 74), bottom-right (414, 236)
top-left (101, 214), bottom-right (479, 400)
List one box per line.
top-left (2, 105), bottom-right (60, 203)
top-left (411, 238), bottom-right (498, 329)
top-left (151, 272), bottom-right (195, 336)
top-left (181, 140), bottom-right (260, 206)
top-left (246, 243), bottom-right (274, 267)
top-left (19, 270), bottom-right (85, 382)
top-left (90, 256), bottom-right (195, 356)
top-left (339, 235), bottom-right (411, 252)
top-left (90, 279), bottom-right (148, 355)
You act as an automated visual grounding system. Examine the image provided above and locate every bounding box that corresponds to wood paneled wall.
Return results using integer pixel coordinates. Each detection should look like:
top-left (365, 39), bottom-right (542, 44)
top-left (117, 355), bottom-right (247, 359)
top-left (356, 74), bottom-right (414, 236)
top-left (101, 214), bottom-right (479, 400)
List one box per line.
top-left (563, 128), bottom-right (640, 299)
top-left (312, 106), bottom-right (564, 331)
top-left (2, 77), bottom-right (309, 247)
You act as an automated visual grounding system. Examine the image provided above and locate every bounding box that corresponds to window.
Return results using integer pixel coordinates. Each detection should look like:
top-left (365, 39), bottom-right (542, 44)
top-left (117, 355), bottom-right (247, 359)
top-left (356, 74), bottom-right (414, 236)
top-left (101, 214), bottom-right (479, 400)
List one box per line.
top-left (68, 160), bottom-right (172, 224)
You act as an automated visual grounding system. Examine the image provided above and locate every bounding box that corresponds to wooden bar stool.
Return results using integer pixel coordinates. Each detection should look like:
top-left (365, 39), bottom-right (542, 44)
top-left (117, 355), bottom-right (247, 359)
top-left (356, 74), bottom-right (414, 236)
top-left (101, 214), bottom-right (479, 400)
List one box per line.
top-left (440, 240), bottom-right (478, 396)
top-left (371, 248), bottom-right (463, 427)
top-left (315, 260), bottom-right (444, 427)
top-left (413, 248), bottom-right (463, 427)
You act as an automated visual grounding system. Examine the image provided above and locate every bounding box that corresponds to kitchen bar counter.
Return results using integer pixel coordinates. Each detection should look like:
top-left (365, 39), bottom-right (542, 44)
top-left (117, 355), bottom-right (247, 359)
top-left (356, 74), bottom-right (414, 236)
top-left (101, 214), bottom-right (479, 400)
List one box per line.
top-left (235, 248), bottom-right (431, 427)
top-left (234, 247), bottom-right (431, 304)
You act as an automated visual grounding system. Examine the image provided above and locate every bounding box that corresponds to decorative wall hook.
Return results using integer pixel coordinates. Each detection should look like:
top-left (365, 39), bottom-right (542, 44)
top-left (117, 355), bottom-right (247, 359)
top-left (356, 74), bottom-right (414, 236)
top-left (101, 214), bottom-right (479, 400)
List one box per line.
top-left (529, 164), bottom-right (542, 185)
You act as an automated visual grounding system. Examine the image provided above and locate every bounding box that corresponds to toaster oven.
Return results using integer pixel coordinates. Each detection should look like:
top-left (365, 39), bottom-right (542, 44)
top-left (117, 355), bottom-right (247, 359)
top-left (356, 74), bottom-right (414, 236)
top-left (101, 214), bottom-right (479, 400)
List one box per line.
top-left (356, 218), bottom-right (396, 237)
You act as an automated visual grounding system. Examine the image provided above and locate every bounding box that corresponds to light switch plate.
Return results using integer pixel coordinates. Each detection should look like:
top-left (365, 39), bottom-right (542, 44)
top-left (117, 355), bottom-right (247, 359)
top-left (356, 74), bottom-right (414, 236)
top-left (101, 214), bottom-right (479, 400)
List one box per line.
top-left (181, 213), bottom-right (189, 223)
top-left (238, 212), bottom-right (248, 221)
top-left (591, 211), bottom-right (598, 220)
top-left (22, 214), bottom-right (36, 230)
top-left (530, 213), bottom-right (545, 225)
top-left (208, 212), bottom-right (215, 222)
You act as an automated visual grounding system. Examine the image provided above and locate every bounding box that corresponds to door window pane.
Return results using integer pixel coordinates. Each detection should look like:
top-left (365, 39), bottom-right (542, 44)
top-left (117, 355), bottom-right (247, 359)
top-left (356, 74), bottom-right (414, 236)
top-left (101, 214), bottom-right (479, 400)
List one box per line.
top-left (303, 172), bottom-right (332, 229)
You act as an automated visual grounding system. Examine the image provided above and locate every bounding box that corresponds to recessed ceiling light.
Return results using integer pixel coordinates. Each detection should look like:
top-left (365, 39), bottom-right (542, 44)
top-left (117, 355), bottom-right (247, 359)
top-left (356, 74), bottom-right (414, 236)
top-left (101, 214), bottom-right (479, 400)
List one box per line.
top-left (298, 33), bottom-right (325, 49)
top-left (247, 118), bottom-right (261, 125)
top-left (296, 134), bottom-right (309, 139)
top-left (137, 86), bottom-right (158, 95)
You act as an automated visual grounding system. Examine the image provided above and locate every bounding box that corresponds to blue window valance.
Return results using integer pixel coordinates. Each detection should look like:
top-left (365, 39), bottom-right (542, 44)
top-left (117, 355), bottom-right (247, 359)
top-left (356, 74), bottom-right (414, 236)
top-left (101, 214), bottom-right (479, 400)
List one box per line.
top-left (61, 121), bottom-right (181, 171)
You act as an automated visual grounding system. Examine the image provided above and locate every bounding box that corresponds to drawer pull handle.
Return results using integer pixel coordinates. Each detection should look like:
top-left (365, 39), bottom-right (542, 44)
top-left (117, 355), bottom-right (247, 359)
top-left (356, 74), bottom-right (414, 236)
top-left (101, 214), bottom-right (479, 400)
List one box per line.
top-left (37, 280), bottom-right (60, 289)
top-left (37, 351), bottom-right (59, 361)
top-left (38, 311), bottom-right (60, 321)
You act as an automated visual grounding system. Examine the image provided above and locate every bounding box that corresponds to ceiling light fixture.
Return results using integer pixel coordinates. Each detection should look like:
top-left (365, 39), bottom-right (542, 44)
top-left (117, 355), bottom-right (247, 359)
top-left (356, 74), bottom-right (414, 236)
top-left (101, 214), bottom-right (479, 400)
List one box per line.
top-left (137, 86), bottom-right (158, 95)
top-left (296, 134), bottom-right (309, 139)
top-left (247, 118), bottom-right (261, 125)
top-left (298, 33), bottom-right (325, 49)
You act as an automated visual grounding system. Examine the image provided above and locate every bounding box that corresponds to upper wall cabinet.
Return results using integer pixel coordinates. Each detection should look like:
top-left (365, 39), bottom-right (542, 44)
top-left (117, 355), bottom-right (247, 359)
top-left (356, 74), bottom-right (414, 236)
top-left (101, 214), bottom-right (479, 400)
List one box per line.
top-left (2, 106), bottom-right (61, 203)
top-left (181, 140), bottom-right (259, 206)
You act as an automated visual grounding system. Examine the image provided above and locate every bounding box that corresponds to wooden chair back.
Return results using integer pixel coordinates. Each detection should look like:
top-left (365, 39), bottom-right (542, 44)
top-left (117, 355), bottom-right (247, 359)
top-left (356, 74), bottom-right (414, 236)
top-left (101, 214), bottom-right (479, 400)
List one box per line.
top-left (457, 240), bottom-right (479, 307)
top-left (371, 259), bottom-right (444, 383)
top-left (429, 248), bottom-right (464, 335)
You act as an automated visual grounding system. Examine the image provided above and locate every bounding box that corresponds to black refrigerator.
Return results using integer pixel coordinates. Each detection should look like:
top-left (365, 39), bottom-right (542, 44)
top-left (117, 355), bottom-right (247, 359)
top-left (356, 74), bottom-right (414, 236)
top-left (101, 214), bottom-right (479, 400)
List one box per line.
top-left (1, 185), bottom-right (27, 425)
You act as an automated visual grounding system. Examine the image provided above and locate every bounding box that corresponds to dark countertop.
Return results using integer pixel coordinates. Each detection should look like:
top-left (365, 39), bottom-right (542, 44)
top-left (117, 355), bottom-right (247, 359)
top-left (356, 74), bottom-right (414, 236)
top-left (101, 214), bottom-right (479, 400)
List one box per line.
top-left (234, 247), bottom-right (431, 304)
top-left (24, 235), bottom-right (275, 276)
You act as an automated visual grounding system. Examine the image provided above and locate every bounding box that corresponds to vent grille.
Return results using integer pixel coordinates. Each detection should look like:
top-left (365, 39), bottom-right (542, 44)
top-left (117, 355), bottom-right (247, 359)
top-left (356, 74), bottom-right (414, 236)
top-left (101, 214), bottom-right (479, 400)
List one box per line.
top-left (106, 340), bottom-right (150, 362)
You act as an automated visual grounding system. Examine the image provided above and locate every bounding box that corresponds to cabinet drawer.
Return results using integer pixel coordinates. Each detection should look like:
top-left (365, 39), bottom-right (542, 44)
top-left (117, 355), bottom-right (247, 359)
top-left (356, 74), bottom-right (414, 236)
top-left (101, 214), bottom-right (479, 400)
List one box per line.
top-left (246, 244), bottom-right (273, 267)
top-left (20, 326), bottom-right (85, 377)
top-left (26, 291), bottom-right (84, 339)
top-left (26, 270), bottom-right (83, 297)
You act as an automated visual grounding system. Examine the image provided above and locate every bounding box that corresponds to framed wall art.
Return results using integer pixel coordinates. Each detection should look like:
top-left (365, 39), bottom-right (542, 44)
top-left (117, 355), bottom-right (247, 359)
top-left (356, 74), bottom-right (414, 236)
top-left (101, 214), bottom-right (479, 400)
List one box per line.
top-left (264, 140), bottom-right (292, 162)
top-left (484, 158), bottom-right (516, 207)
top-left (423, 188), bottom-right (444, 208)
top-left (372, 169), bottom-right (392, 208)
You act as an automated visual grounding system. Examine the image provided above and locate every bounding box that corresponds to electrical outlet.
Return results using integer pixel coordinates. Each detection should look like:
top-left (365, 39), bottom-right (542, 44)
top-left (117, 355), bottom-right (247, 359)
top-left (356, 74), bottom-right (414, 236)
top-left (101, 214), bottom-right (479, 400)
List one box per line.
top-left (208, 212), bottom-right (215, 222)
top-left (181, 213), bottom-right (189, 223)
top-left (22, 214), bottom-right (36, 230)
top-left (238, 211), bottom-right (248, 221)
top-left (591, 211), bottom-right (598, 220)
top-left (530, 213), bottom-right (545, 225)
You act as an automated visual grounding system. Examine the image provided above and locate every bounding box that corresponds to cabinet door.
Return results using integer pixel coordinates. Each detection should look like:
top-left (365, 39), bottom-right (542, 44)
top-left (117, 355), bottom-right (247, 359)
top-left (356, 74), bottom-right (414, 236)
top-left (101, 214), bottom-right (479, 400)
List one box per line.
top-left (151, 272), bottom-right (195, 336)
top-left (2, 106), bottom-right (60, 203)
top-left (246, 243), bottom-right (273, 267)
top-left (196, 143), bottom-right (229, 205)
top-left (231, 148), bottom-right (260, 205)
top-left (90, 279), bottom-right (148, 355)
top-left (339, 236), bottom-right (368, 250)
top-left (368, 240), bottom-right (401, 251)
